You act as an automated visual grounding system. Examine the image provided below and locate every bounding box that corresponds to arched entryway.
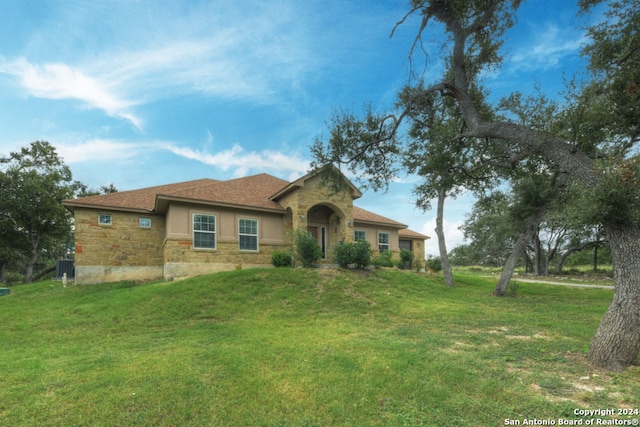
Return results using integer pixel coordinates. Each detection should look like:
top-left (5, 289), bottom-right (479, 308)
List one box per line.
top-left (306, 203), bottom-right (346, 260)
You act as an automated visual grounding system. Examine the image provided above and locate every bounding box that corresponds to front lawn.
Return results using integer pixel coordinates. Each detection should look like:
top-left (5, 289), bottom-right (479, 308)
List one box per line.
top-left (1, 268), bottom-right (637, 426)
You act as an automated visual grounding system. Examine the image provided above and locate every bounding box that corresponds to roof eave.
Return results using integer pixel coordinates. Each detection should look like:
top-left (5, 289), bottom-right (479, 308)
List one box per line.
top-left (155, 194), bottom-right (285, 214)
top-left (62, 201), bottom-right (153, 214)
top-left (353, 219), bottom-right (408, 229)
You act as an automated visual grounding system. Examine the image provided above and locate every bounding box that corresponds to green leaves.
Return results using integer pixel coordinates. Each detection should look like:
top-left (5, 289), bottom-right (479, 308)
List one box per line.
top-left (310, 106), bottom-right (402, 193)
top-left (0, 141), bottom-right (83, 282)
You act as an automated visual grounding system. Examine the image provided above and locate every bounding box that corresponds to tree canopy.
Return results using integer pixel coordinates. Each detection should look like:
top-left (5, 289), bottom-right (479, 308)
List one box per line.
top-left (0, 141), bottom-right (84, 283)
top-left (311, 0), bottom-right (640, 371)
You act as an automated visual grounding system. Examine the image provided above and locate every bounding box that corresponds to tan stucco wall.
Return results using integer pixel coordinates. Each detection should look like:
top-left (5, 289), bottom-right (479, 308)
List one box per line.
top-left (352, 224), bottom-right (400, 252)
top-left (162, 204), bottom-right (287, 279)
top-left (165, 203), bottom-right (284, 244)
top-left (73, 208), bottom-right (166, 284)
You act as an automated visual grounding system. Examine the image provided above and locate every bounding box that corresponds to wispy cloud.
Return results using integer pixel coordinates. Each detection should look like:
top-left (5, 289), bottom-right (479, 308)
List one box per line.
top-left (54, 138), bottom-right (309, 179)
top-left (161, 143), bottom-right (309, 178)
top-left (506, 23), bottom-right (587, 73)
top-left (0, 1), bottom-right (327, 131)
top-left (55, 139), bottom-right (155, 163)
top-left (0, 57), bottom-right (143, 130)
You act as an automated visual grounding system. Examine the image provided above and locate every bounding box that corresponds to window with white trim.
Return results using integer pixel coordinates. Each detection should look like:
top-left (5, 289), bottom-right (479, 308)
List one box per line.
top-left (139, 217), bottom-right (151, 228)
top-left (239, 218), bottom-right (258, 251)
top-left (99, 213), bottom-right (112, 226)
top-left (193, 214), bottom-right (216, 249)
top-left (378, 232), bottom-right (390, 252)
top-left (354, 230), bottom-right (366, 242)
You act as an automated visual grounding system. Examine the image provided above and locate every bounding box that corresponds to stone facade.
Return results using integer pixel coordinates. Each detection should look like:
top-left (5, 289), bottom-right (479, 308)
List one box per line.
top-left (162, 239), bottom-right (286, 280)
top-left (68, 171), bottom-right (428, 284)
top-left (276, 174), bottom-right (356, 261)
top-left (73, 208), bottom-right (165, 284)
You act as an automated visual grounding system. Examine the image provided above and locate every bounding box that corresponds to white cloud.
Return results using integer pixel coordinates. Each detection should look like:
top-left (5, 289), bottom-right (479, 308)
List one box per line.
top-left (0, 57), bottom-right (142, 130)
top-left (55, 139), bottom-right (155, 163)
top-left (160, 142), bottom-right (309, 178)
top-left (507, 23), bottom-right (587, 73)
top-left (421, 216), bottom-right (466, 257)
top-left (54, 138), bottom-right (309, 178)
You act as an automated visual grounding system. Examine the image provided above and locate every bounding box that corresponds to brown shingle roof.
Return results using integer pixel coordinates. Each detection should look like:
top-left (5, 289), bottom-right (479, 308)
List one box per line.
top-left (158, 173), bottom-right (288, 212)
top-left (399, 228), bottom-right (430, 240)
top-left (63, 178), bottom-right (218, 212)
top-left (353, 206), bottom-right (407, 228)
top-left (63, 173), bottom-right (427, 236)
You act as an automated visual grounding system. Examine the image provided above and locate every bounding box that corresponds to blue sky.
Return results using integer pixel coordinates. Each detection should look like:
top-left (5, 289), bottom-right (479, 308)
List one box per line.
top-left (0, 0), bottom-right (598, 256)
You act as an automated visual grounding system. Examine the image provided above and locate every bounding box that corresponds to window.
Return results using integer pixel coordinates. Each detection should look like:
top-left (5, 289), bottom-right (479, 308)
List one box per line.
top-left (354, 230), bottom-right (366, 242)
top-left (239, 218), bottom-right (258, 251)
top-left (139, 217), bottom-right (151, 228)
top-left (193, 214), bottom-right (216, 249)
top-left (99, 213), bottom-right (112, 225)
top-left (378, 232), bottom-right (390, 252)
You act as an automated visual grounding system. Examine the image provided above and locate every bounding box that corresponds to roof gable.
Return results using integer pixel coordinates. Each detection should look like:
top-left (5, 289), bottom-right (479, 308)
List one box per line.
top-left (270, 166), bottom-right (362, 201)
top-left (156, 173), bottom-right (288, 212)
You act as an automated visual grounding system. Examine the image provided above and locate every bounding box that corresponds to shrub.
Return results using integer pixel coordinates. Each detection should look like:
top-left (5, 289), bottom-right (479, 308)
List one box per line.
top-left (3, 272), bottom-right (24, 286)
top-left (372, 250), bottom-right (394, 268)
top-left (333, 240), bottom-right (372, 269)
top-left (333, 242), bottom-right (354, 268)
top-left (293, 229), bottom-right (323, 267)
top-left (426, 255), bottom-right (442, 272)
top-left (352, 240), bottom-right (373, 269)
top-left (271, 250), bottom-right (292, 267)
top-left (397, 249), bottom-right (415, 270)
top-left (413, 258), bottom-right (424, 273)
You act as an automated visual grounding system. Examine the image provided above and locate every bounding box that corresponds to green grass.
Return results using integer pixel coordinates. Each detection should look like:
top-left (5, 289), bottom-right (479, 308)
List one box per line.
top-left (1, 268), bottom-right (638, 426)
top-left (455, 264), bottom-right (615, 286)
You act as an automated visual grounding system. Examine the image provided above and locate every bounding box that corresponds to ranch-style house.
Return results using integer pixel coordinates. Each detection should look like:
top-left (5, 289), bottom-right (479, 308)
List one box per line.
top-left (63, 169), bottom-right (429, 284)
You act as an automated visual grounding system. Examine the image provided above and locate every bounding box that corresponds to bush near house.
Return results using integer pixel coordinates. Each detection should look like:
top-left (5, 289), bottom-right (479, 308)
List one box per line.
top-left (293, 229), bottom-right (323, 267)
top-left (397, 249), bottom-right (415, 270)
top-left (271, 250), bottom-right (293, 267)
top-left (333, 240), bottom-right (372, 269)
top-left (372, 250), bottom-right (394, 268)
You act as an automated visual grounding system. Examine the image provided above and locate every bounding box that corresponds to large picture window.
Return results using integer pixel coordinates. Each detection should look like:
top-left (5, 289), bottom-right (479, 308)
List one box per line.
top-left (378, 232), bottom-right (390, 252)
top-left (239, 218), bottom-right (258, 251)
top-left (193, 214), bottom-right (216, 249)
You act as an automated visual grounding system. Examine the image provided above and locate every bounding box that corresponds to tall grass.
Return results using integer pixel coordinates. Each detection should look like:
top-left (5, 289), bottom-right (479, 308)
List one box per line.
top-left (1, 268), bottom-right (637, 426)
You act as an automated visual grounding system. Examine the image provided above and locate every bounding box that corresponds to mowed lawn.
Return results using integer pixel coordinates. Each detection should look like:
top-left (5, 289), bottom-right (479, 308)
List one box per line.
top-left (1, 268), bottom-right (638, 426)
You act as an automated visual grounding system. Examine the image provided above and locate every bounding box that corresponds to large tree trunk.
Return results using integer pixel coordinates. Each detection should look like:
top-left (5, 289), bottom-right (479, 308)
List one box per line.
top-left (435, 188), bottom-right (454, 287)
top-left (24, 233), bottom-right (43, 284)
top-left (495, 210), bottom-right (545, 296)
top-left (32, 265), bottom-right (56, 282)
top-left (494, 232), bottom-right (527, 296)
top-left (533, 232), bottom-right (542, 276)
top-left (587, 224), bottom-right (640, 371)
top-left (24, 252), bottom-right (39, 284)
